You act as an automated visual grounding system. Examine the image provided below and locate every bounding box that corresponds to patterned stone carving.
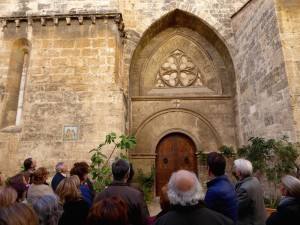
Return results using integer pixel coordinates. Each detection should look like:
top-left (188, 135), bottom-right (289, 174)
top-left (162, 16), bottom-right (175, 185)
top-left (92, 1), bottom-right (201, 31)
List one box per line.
top-left (155, 50), bottom-right (204, 88)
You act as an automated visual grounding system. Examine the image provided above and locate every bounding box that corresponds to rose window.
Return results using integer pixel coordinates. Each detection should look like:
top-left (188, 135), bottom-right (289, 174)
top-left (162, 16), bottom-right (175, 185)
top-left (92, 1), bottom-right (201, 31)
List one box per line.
top-left (155, 50), bottom-right (204, 88)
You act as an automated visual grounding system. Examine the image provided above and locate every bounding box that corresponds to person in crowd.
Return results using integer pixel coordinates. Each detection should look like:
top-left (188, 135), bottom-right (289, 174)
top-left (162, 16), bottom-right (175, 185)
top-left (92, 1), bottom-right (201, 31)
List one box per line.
top-left (0, 186), bottom-right (18, 207)
top-left (70, 161), bottom-right (94, 206)
top-left (51, 162), bottom-right (68, 191)
top-left (86, 196), bottom-right (129, 225)
top-left (23, 157), bottom-right (37, 184)
top-left (148, 185), bottom-right (171, 225)
top-left (56, 175), bottom-right (90, 225)
top-left (32, 195), bottom-right (62, 225)
top-left (27, 167), bottom-right (56, 204)
top-left (204, 152), bottom-right (238, 222)
top-left (266, 175), bottom-right (300, 225)
top-left (94, 159), bottom-right (149, 225)
top-left (0, 202), bottom-right (38, 225)
top-left (233, 159), bottom-right (266, 225)
top-left (7, 172), bottom-right (29, 202)
top-left (154, 170), bottom-right (234, 225)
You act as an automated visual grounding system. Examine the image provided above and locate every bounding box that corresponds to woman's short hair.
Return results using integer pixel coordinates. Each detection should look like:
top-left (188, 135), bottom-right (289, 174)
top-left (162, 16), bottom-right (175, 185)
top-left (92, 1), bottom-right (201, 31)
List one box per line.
top-left (86, 196), bottom-right (128, 225)
top-left (281, 175), bottom-right (300, 198)
top-left (56, 176), bottom-right (82, 203)
top-left (0, 186), bottom-right (17, 207)
top-left (70, 162), bottom-right (90, 181)
top-left (233, 158), bottom-right (253, 177)
top-left (32, 195), bottom-right (62, 225)
top-left (0, 202), bottom-right (38, 225)
top-left (32, 167), bottom-right (49, 185)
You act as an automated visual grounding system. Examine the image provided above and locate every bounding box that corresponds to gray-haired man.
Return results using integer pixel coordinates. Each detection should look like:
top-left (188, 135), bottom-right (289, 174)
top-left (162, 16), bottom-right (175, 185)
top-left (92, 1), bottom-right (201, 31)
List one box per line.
top-left (155, 170), bottom-right (233, 225)
top-left (51, 162), bottom-right (68, 191)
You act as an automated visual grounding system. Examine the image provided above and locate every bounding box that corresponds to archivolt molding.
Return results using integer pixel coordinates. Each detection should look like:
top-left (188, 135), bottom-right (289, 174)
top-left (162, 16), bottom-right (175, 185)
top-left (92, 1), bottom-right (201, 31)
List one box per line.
top-left (134, 108), bottom-right (222, 146)
top-left (135, 29), bottom-right (223, 96)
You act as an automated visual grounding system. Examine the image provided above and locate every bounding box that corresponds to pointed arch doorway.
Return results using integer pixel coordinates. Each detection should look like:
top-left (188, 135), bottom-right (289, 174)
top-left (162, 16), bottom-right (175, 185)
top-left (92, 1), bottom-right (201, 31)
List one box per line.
top-left (156, 132), bottom-right (197, 196)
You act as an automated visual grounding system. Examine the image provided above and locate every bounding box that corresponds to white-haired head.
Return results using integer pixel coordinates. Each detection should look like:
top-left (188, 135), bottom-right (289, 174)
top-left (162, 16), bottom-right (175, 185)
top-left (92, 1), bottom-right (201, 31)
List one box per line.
top-left (55, 162), bottom-right (65, 173)
top-left (167, 170), bottom-right (204, 206)
top-left (281, 175), bottom-right (300, 198)
top-left (233, 158), bottom-right (253, 178)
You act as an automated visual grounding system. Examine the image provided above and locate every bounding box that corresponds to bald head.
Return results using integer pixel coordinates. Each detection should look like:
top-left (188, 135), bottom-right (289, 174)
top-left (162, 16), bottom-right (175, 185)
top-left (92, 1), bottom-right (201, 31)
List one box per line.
top-left (167, 170), bottom-right (204, 206)
top-left (173, 170), bottom-right (195, 192)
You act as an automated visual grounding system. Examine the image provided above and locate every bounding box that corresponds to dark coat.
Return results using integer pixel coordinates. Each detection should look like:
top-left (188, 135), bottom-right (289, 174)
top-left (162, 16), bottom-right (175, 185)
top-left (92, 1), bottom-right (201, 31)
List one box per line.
top-left (51, 172), bottom-right (65, 191)
top-left (205, 175), bottom-right (238, 222)
top-left (58, 199), bottom-right (90, 225)
top-left (154, 202), bottom-right (234, 225)
top-left (235, 176), bottom-right (266, 225)
top-left (266, 197), bottom-right (300, 225)
top-left (94, 181), bottom-right (149, 225)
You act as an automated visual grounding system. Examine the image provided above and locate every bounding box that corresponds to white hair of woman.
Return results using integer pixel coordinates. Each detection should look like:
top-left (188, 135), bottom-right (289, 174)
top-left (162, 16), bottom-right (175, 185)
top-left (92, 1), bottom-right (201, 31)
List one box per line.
top-left (55, 162), bottom-right (65, 173)
top-left (32, 195), bottom-right (62, 225)
top-left (233, 158), bottom-right (253, 178)
top-left (167, 170), bottom-right (204, 206)
top-left (281, 175), bottom-right (300, 199)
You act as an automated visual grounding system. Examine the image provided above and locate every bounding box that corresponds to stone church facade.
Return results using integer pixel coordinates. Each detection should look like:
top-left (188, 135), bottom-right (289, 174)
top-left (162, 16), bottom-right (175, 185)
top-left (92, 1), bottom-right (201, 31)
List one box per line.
top-left (0, 0), bottom-right (299, 192)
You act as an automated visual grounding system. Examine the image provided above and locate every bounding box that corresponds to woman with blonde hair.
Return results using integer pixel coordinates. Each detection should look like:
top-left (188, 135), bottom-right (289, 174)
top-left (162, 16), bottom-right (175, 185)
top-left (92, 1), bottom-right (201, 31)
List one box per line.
top-left (0, 186), bottom-right (18, 207)
top-left (0, 202), bottom-right (38, 225)
top-left (266, 175), bottom-right (300, 225)
top-left (56, 175), bottom-right (89, 225)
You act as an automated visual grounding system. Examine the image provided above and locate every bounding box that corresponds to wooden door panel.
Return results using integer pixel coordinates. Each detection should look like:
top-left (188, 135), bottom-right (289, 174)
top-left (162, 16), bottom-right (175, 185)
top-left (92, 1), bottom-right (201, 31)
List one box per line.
top-left (156, 133), bottom-right (197, 196)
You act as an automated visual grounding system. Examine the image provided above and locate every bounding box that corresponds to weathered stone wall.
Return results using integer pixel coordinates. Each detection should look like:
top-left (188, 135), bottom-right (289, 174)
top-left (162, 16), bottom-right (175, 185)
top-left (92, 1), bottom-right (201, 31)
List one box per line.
top-left (0, 17), bottom-right (126, 177)
top-left (0, 0), bottom-right (118, 16)
top-left (275, 0), bottom-right (300, 140)
top-left (232, 0), bottom-right (296, 144)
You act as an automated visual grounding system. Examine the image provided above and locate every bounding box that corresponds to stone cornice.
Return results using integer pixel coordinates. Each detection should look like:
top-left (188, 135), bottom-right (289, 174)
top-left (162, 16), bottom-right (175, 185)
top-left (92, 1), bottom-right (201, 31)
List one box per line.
top-left (0, 12), bottom-right (125, 37)
top-left (131, 95), bottom-right (233, 101)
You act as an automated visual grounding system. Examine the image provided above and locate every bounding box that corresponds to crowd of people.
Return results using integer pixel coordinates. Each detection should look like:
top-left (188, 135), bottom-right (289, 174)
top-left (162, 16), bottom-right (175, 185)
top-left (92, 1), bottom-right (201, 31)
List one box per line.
top-left (0, 153), bottom-right (300, 225)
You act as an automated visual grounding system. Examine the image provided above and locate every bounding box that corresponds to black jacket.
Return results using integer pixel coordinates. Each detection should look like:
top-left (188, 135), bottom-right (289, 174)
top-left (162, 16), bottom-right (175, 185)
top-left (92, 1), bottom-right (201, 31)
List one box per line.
top-left (58, 199), bottom-right (90, 225)
top-left (51, 173), bottom-right (65, 191)
top-left (154, 202), bottom-right (234, 225)
top-left (266, 197), bottom-right (300, 225)
top-left (94, 181), bottom-right (149, 225)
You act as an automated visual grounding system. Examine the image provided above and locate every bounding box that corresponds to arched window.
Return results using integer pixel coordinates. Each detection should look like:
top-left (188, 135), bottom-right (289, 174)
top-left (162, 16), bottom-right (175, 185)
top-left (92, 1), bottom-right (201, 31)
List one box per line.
top-left (0, 38), bottom-right (31, 130)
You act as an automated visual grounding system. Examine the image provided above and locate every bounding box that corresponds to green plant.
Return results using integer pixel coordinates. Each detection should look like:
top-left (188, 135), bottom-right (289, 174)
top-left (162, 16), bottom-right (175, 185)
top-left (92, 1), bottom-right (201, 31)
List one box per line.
top-left (136, 167), bottom-right (155, 203)
top-left (89, 132), bottom-right (136, 192)
top-left (238, 136), bottom-right (300, 208)
top-left (219, 145), bottom-right (235, 158)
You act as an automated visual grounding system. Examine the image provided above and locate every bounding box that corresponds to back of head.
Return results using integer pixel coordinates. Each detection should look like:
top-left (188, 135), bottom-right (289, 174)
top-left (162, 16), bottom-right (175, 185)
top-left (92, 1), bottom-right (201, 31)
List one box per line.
top-left (207, 152), bottom-right (226, 176)
top-left (86, 196), bottom-right (128, 225)
top-left (281, 175), bottom-right (300, 199)
top-left (0, 186), bottom-right (17, 207)
top-left (160, 185), bottom-right (170, 211)
top-left (112, 159), bottom-right (130, 181)
top-left (233, 158), bottom-right (253, 178)
top-left (70, 162), bottom-right (90, 182)
top-left (56, 176), bottom-right (81, 203)
top-left (32, 195), bottom-right (62, 225)
top-left (167, 170), bottom-right (204, 206)
top-left (24, 158), bottom-right (33, 171)
top-left (55, 162), bottom-right (65, 173)
top-left (32, 167), bottom-right (49, 185)
top-left (0, 202), bottom-right (38, 225)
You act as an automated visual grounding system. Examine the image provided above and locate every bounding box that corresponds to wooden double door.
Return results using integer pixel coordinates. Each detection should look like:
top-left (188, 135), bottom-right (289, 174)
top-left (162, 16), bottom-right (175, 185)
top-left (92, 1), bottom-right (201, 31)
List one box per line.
top-left (156, 133), bottom-right (197, 196)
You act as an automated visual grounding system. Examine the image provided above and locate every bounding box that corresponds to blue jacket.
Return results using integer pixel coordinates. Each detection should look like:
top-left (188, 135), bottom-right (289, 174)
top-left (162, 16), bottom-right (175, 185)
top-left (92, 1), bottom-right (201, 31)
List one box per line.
top-left (80, 184), bottom-right (93, 207)
top-left (204, 175), bottom-right (238, 223)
